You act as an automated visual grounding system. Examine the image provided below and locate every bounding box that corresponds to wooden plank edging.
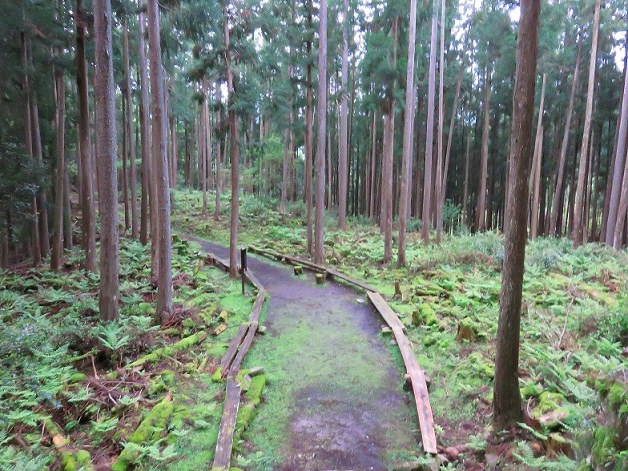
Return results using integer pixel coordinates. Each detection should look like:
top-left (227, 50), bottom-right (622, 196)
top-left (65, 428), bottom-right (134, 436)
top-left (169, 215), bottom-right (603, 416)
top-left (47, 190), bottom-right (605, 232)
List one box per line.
top-left (367, 291), bottom-right (437, 454)
top-left (249, 246), bottom-right (377, 292)
top-left (210, 252), bottom-right (268, 470)
top-left (212, 378), bottom-right (241, 471)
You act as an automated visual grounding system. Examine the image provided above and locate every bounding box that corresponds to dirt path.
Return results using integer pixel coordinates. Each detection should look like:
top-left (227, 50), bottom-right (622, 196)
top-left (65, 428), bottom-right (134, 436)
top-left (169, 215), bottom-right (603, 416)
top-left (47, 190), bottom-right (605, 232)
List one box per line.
top-left (193, 239), bottom-right (421, 470)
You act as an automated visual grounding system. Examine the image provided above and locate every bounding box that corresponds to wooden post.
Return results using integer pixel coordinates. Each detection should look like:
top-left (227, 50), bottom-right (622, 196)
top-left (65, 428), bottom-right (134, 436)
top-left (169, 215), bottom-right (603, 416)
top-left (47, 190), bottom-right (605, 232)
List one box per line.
top-left (240, 246), bottom-right (247, 296)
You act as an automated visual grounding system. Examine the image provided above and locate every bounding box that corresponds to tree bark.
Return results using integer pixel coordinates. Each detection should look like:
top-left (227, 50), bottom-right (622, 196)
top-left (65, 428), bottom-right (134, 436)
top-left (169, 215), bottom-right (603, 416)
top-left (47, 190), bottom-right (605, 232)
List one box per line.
top-left (397, 0), bottom-right (417, 267)
top-left (214, 86), bottom-right (222, 221)
top-left (572, 0), bottom-right (600, 247)
top-left (549, 43), bottom-right (580, 236)
top-left (305, 0), bottom-right (314, 256)
top-left (138, 12), bottom-right (151, 247)
top-left (337, 0), bottom-right (349, 230)
top-left (224, 2), bottom-right (240, 278)
top-left (123, 14), bottom-right (138, 238)
top-left (606, 42), bottom-right (628, 245)
top-left (76, 0), bottom-right (97, 271)
top-left (314, 0), bottom-right (327, 264)
top-left (381, 18), bottom-right (398, 263)
top-left (476, 66), bottom-right (492, 232)
top-left (421, 0), bottom-right (438, 244)
top-left (493, 0), bottom-right (540, 431)
top-left (94, 0), bottom-right (119, 322)
top-left (435, 0), bottom-right (446, 244)
top-left (22, 33), bottom-right (42, 267)
top-left (529, 74), bottom-right (546, 240)
top-left (51, 50), bottom-right (66, 270)
top-left (147, 0), bottom-right (174, 323)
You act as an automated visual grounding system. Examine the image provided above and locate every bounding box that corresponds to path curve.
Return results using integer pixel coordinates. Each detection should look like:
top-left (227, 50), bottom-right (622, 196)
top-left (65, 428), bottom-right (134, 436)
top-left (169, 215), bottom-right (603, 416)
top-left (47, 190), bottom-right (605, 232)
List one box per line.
top-left (192, 238), bottom-right (420, 470)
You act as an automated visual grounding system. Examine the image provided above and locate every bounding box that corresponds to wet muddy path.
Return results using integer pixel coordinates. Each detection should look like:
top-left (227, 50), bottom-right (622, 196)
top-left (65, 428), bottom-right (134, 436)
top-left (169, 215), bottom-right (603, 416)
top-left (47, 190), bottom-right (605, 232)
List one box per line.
top-left (192, 238), bottom-right (420, 470)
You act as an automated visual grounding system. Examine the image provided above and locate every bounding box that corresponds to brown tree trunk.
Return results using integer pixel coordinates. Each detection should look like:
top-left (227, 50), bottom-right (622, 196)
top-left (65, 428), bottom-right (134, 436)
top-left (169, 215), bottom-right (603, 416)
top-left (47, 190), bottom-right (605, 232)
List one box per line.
top-left (397, 0), bottom-right (417, 267)
top-left (476, 66), bottom-right (492, 232)
top-left (435, 0), bottom-right (446, 243)
top-left (214, 86), bottom-right (222, 221)
top-left (123, 15), bottom-right (138, 238)
top-left (462, 129), bottom-right (471, 226)
top-left (147, 0), bottom-right (173, 323)
top-left (337, 0), bottom-right (349, 230)
top-left (529, 74), bottom-right (546, 240)
top-left (572, 0), bottom-right (600, 247)
top-left (305, 0), bottom-right (314, 256)
top-left (51, 54), bottom-right (66, 270)
top-left (549, 43), bottom-right (580, 236)
top-left (30, 95), bottom-right (50, 258)
top-left (138, 11), bottom-right (151, 247)
top-left (421, 0), bottom-right (438, 244)
top-left (22, 33), bottom-right (42, 267)
top-left (94, 0), bottom-right (119, 322)
top-left (76, 0), bottom-right (97, 271)
top-left (606, 42), bottom-right (628, 245)
top-left (224, 2), bottom-right (240, 278)
top-left (493, 0), bottom-right (540, 431)
top-left (314, 0), bottom-right (327, 264)
top-left (381, 18), bottom-right (398, 263)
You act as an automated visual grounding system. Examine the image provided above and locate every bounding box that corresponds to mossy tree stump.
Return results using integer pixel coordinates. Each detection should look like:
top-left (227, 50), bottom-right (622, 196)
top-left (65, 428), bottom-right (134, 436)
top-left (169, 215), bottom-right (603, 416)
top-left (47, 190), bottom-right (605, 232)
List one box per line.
top-left (315, 273), bottom-right (325, 285)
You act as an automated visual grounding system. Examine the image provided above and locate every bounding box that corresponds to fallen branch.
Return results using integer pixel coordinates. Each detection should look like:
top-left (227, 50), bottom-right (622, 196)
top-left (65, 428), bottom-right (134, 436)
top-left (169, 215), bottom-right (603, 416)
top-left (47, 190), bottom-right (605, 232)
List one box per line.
top-left (127, 331), bottom-right (208, 369)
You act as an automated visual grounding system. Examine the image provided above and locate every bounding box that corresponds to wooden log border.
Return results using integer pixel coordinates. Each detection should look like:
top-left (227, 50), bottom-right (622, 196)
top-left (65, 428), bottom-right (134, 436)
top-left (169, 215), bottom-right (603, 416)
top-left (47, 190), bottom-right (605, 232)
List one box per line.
top-left (248, 245), bottom-right (437, 455)
top-left (206, 256), bottom-right (268, 471)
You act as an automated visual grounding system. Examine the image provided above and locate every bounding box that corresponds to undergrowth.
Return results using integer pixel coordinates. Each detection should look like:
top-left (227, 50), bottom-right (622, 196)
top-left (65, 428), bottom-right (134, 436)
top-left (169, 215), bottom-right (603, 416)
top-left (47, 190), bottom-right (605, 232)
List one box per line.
top-left (0, 235), bottom-right (251, 470)
top-left (172, 188), bottom-right (628, 471)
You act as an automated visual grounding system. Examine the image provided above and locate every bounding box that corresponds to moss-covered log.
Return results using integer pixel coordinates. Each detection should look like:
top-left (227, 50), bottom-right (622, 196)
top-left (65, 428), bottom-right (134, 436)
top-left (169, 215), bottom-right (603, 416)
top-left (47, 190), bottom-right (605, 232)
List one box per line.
top-left (127, 331), bottom-right (208, 368)
top-left (112, 396), bottom-right (174, 471)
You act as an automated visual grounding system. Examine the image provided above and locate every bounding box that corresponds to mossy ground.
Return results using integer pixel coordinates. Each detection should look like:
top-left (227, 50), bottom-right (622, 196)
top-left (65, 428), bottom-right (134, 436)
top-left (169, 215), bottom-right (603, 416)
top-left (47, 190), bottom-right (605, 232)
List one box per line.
top-left (173, 188), bottom-right (628, 470)
top-left (0, 234), bottom-right (252, 470)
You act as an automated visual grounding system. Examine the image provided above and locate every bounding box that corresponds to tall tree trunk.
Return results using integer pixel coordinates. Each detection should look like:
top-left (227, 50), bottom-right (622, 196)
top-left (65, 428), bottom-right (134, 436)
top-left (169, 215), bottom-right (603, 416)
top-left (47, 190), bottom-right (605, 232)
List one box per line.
top-left (476, 66), bottom-right (492, 232)
top-left (22, 34), bottom-right (42, 267)
top-left (121, 95), bottom-right (129, 233)
top-left (76, 0), bottom-right (97, 271)
top-left (305, 0), bottom-right (314, 256)
top-left (123, 14), bottom-right (138, 238)
top-left (381, 18), bottom-right (398, 263)
top-left (94, 0), bottom-right (119, 322)
top-left (462, 129), bottom-right (471, 226)
top-left (147, 0), bottom-right (173, 323)
top-left (30, 94), bottom-right (50, 258)
top-left (398, 0), bottom-right (417, 267)
top-left (214, 86), bottom-right (222, 221)
top-left (435, 0), bottom-right (446, 243)
top-left (337, 0), bottom-right (349, 230)
top-left (421, 0), bottom-right (438, 244)
top-left (493, 0), bottom-right (540, 431)
top-left (573, 0), bottom-right (600, 247)
top-left (224, 3), bottom-right (240, 278)
top-left (549, 43), bottom-right (580, 236)
top-left (368, 111), bottom-right (378, 219)
top-left (51, 53), bottom-right (66, 270)
top-left (529, 74), bottom-right (546, 239)
top-left (606, 42), bottom-right (628, 244)
top-left (314, 0), bottom-right (327, 264)
top-left (612, 144), bottom-right (628, 248)
top-left (138, 11), bottom-right (151, 247)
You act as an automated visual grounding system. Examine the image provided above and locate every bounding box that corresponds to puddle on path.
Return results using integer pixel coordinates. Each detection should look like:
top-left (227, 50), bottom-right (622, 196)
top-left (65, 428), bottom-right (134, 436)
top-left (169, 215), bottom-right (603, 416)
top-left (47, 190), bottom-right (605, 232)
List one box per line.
top-left (193, 239), bottom-right (421, 470)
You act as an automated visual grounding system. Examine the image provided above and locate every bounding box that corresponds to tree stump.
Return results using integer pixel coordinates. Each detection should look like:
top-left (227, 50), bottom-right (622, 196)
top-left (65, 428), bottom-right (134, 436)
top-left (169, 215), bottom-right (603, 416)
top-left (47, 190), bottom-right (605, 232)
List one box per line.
top-left (394, 281), bottom-right (402, 297)
top-left (315, 273), bottom-right (325, 285)
top-left (294, 265), bottom-right (303, 275)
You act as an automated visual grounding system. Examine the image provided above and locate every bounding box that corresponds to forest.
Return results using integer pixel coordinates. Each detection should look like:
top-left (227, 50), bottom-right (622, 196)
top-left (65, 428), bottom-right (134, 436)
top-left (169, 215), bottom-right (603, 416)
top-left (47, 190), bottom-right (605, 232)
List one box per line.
top-left (0, 0), bottom-right (627, 469)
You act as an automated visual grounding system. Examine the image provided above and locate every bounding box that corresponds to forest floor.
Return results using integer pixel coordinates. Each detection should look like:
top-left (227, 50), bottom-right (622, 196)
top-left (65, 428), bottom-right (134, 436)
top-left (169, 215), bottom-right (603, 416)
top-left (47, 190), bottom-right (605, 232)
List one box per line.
top-left (171, 189), bottom-right (628, 471)
top-left (1, 188), bottom-right (627, 470)
top-left (189, 237), bottom-right (421, 470)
